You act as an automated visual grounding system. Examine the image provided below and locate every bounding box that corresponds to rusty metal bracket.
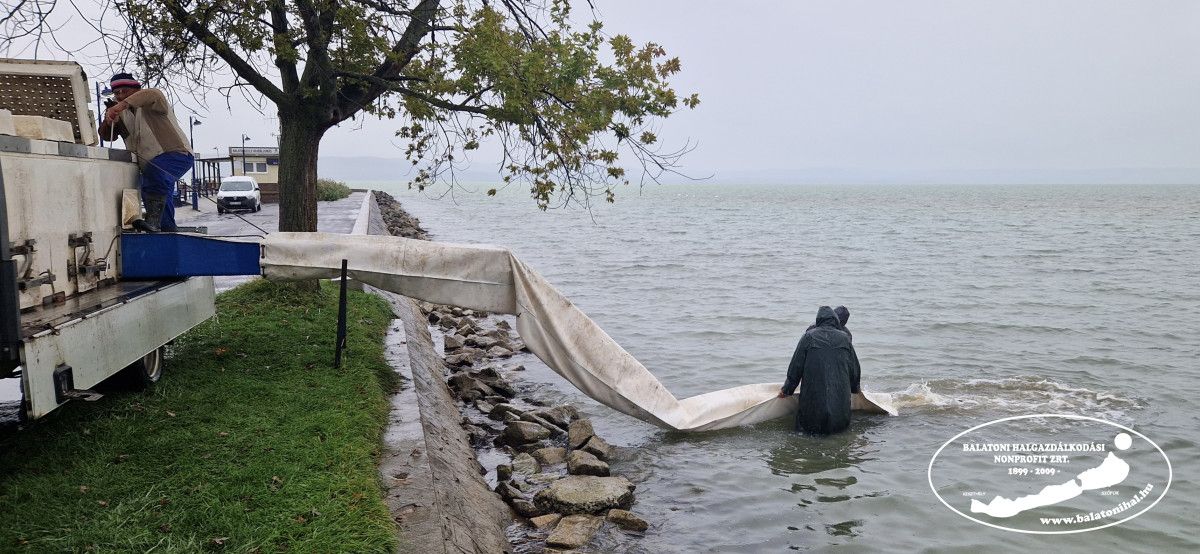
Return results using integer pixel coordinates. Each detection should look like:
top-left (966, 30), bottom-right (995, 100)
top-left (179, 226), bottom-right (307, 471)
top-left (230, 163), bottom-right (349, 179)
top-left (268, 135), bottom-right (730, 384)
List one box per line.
top-left (67, 232), bottom-right (93, 248)
top-left (9, 238), bottom-right (35, 256)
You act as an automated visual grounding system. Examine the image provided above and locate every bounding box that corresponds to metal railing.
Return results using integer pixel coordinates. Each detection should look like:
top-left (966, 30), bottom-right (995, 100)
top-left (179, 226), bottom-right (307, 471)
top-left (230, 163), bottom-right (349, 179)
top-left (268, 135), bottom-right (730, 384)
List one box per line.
top-left (173, 158), bottom-right (228, 208)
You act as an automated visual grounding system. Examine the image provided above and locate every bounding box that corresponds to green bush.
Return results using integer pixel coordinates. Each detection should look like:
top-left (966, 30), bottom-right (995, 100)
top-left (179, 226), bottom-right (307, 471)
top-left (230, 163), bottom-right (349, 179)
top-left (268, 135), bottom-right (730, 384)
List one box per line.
top-left (315, 178), bottom-right (352, 201)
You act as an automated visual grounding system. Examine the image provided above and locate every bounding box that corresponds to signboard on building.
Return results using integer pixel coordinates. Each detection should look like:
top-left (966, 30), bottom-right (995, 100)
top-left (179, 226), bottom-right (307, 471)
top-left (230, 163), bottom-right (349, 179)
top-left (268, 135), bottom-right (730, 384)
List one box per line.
top-left (228, 146), bottom-right (279, 157)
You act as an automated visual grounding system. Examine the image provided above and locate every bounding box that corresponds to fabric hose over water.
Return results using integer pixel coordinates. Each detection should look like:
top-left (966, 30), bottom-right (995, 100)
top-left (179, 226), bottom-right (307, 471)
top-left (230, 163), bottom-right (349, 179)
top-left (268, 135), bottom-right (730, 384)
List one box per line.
top-left (261, 232), bottom-right (895, 432)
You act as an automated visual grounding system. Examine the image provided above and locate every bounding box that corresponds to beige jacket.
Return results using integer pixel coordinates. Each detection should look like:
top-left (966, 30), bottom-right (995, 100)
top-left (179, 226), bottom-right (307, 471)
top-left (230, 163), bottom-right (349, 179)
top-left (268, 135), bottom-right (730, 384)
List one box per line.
top-left (102, 88), bottom-right (191, 167)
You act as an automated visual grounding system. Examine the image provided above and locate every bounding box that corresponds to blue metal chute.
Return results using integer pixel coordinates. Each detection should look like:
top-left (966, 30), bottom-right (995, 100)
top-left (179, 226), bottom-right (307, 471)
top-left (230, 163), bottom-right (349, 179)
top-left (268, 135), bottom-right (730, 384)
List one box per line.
top-left (120, 233), bottom-right (261, 279)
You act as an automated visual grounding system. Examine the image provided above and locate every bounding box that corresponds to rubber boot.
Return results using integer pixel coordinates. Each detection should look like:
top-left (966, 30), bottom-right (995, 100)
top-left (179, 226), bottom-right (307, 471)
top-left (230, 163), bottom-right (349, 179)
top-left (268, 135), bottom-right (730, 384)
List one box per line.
top-left (135, 193), bottom-right (166, 233)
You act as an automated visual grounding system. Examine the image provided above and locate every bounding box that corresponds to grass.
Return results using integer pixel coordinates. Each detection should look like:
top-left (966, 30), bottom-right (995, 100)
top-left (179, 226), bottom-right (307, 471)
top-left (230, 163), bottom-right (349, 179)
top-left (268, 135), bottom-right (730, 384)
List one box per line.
top-left (0, 280), bottom-right (402, 553)
top-left (316, 179), bottom-right (352, 202)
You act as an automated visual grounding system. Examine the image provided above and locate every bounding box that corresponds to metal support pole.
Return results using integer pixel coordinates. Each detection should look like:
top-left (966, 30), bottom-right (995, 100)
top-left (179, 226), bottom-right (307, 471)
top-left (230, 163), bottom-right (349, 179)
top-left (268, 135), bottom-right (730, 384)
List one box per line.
top-left (334, 259), bottom-right (349, 369)
top-left (94, 82), bottom-right (103, 147)
top-left (189, 116), bottom-right (201, 210)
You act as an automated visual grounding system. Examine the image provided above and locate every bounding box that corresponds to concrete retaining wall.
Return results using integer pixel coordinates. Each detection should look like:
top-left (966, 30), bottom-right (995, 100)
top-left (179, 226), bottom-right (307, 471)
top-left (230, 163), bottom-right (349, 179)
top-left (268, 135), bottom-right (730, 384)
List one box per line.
top-left (365, 192), bottom-right (511, 553)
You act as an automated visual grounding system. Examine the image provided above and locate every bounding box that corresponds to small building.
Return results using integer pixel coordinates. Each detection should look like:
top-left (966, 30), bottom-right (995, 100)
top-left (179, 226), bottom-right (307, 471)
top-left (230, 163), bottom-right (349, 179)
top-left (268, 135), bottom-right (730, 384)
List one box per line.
top-left (228, 146), bottom-right (280, 203)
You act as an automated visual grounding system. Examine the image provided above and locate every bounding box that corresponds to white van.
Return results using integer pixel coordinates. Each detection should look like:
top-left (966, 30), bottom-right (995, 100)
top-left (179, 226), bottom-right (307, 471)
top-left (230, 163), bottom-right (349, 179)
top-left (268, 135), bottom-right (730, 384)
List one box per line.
top-left (216, 176), bottom-right (262, 214)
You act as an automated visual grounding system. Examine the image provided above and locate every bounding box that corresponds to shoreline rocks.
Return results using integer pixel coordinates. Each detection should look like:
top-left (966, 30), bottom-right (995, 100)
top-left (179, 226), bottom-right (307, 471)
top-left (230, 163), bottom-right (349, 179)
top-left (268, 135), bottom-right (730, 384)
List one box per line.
top-left (377, 193), bottom-right (649, 552)
top-left (534, 475), bottom-right (635, 514)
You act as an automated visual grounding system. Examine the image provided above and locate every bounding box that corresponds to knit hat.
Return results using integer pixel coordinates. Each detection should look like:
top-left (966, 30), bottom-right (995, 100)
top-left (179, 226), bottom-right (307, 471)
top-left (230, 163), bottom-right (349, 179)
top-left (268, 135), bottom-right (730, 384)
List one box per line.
top-left (834, 305), bottom-right (850, 326)
top-left (109, 72), bottom-right (142, 90)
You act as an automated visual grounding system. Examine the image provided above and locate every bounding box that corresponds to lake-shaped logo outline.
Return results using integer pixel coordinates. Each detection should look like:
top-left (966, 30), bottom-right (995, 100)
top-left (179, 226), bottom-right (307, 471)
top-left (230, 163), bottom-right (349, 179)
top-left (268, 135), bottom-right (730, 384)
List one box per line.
top-left (927, 413), bottom-right (1173, 534)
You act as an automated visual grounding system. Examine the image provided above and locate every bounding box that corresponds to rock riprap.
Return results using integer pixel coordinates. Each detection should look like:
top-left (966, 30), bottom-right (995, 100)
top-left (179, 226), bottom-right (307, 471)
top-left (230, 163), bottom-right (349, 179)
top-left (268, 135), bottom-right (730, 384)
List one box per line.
top-left (567, 419), bottom-right (595, 450)
top-left (566, 449), bottom-right (610, 477)
top-left (606, 509), bottom-right (649, 532)
top-left (534, 475), bottom-right (635, 514)
top-left (497, 421), bottom-right (551, 446)
top-left (546, 514), bottom-right (604, 549)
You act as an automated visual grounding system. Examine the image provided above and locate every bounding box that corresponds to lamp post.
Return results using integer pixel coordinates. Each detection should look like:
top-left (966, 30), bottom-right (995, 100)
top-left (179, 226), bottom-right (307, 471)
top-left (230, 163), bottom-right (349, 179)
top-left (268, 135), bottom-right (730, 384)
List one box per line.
top-left (240, 133), bottom-right (250, 175)
top-left (189, 116), bottom-right (202, 210)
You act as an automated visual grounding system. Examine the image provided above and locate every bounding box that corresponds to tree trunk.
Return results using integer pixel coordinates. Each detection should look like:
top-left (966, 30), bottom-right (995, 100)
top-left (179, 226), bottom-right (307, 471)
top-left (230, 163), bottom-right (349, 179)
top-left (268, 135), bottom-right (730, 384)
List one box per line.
top-left (277, 112), bottom-right (326, 233)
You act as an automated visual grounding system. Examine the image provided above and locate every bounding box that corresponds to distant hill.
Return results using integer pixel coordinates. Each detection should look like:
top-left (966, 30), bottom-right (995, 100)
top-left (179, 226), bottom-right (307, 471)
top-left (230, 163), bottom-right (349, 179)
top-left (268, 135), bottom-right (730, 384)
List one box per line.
top-left (318, 156), bottom-right (502, 183)
top-left (318, 156), bottom-right (1200, 186)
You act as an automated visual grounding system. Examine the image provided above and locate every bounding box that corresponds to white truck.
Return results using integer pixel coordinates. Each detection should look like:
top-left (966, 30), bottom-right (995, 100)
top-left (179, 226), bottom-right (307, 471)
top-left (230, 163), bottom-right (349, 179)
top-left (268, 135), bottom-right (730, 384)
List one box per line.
top-left (0, 59), bottom-right (215, 422)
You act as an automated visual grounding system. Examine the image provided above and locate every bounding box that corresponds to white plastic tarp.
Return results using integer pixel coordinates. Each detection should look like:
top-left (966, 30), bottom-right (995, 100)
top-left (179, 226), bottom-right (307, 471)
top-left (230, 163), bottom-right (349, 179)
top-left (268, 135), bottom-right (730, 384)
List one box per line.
top-left (262, 232), bottom-right (895, 431)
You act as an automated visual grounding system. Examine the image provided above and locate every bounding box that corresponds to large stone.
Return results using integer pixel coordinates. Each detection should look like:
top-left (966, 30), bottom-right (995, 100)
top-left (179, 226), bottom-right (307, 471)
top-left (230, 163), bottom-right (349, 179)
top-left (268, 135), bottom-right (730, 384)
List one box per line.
top-left (486, 379), bottom-right (518, 398)
top-left (445, 347), bottom-right (486, 368)
top-left (511, 498), bottom-right (542, 517)
top-left (567, 419), bottom-right (595, 450)
top-left (489, 403), bottom-right (525, 421)
top-left (475, 366), bottom-right (502, 380)
top-left (487, 346), bottom-right (514, 358)
top-left (485, 327), bottom-right (509, 339)
top-left (520, 412), bottom-right (566, 436)
top-left (511, 452), bottom-right (541, 476)
top-left (530, 405), bottom-right (577, 428)
top-left (534, 476), bottom-right (635, 515)
top-left (465, 425), bottom-right (490, 448)
top-left (509, 476), bottom-right (537, 494)
top-left (495, 480), bottom-right (525, 501)
top-left (527, 472), bottom-right (560, 486)
top-left (567, 449), bottom-right (609, 476)
top-left (446, 373), bottom-right (494, 401)
top-left (443, 334), bottom-right (465, 351)
top-left (497, 421), bottom-right (551, 446)
top-left (606, 509), bottom-right (649, 532)
top-left (466, 335), bottom-right (502, 349)
top-left (582, 436), bottom-right (613, 461)
top-left (530, 513), bottom-right (561, 529)
top-left (546, 514), bottom-right (603, 549)
top-left (531, 447), bottom-right (567, 465)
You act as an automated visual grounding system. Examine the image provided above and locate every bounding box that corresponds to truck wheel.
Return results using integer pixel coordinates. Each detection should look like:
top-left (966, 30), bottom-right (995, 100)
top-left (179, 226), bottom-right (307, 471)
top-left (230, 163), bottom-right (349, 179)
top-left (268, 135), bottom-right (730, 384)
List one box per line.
top-left (121, 346), bottom-right (165, 389)
top-left (218, 207), bottom-right (225, 214)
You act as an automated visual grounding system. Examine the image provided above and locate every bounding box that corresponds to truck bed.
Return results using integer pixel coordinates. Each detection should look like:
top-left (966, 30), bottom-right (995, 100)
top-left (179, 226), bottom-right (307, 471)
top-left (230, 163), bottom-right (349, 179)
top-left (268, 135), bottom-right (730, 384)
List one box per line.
top-left (20, 278), bottom-right (187, 340)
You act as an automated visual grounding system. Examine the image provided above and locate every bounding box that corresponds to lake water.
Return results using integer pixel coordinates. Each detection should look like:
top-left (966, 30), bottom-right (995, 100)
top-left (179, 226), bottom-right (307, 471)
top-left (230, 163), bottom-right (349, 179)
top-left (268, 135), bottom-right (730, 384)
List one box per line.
top-left (370, 182), bottom-right (1199, 552)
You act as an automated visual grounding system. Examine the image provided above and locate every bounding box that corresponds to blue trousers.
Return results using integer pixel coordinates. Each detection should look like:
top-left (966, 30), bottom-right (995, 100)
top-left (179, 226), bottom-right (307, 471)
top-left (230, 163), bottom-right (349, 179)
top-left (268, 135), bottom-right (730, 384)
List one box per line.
top-left (140, 151), bottom-right (194, 232)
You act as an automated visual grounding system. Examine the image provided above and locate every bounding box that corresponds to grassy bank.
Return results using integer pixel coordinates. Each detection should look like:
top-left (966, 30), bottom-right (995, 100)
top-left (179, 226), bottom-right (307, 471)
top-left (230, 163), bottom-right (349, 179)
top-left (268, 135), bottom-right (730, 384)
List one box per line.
top-left (0, 280), bottom-right (401, 552)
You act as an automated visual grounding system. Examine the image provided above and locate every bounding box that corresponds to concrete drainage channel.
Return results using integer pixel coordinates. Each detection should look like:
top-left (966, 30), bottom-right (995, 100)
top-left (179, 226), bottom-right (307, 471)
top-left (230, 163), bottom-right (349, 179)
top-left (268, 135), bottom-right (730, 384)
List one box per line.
top-left (372, 289), bottom-right (510, 553)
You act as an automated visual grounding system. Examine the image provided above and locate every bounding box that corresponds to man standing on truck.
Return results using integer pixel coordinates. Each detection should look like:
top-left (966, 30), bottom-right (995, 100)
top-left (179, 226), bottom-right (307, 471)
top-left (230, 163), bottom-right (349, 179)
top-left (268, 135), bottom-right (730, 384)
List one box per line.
top-left (98, 72), bottom-right (193, 233)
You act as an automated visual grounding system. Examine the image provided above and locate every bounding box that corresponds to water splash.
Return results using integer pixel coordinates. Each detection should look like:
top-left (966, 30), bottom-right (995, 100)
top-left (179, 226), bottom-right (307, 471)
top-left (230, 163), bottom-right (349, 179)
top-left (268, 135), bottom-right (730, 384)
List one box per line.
top-left (885, 376), bottom-right (1140, 419)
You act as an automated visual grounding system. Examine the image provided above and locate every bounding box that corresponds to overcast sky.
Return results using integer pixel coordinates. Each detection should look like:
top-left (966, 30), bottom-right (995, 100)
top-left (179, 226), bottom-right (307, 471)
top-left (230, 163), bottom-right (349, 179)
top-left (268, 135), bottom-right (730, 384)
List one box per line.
top-left (14, 0), bottom-right (1200, 181)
